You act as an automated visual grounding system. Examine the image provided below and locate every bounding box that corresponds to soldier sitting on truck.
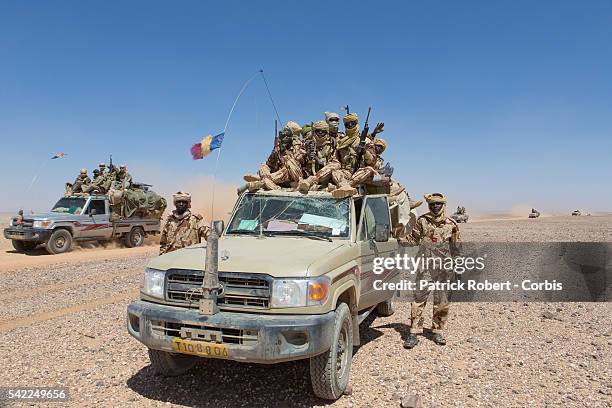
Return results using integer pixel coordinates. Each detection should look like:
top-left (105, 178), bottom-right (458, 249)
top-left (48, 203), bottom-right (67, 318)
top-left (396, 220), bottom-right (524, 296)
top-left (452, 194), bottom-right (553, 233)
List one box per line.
top-left (159, 192), bottom-right (210, 255)
top-left (239, 127), bottom-right (305, 193)
top-left (116, 165), bottom-right (132, 189)
top-left (65, 168), bottom-right (91, 195)
top-left (297, 121), bottom-right (340, 193)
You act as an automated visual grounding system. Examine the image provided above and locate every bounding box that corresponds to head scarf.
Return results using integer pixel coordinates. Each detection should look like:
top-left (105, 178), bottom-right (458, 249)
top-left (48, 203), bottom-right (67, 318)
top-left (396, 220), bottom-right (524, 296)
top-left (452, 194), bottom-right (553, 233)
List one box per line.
top-left (374, 138), bottom-right (387, 153)
top-left (424, 193), bottom-right (447, 223)
top-left (285, 121), bottom-right (302, 137)
top-left (173, 191), bottom-right (192, 206)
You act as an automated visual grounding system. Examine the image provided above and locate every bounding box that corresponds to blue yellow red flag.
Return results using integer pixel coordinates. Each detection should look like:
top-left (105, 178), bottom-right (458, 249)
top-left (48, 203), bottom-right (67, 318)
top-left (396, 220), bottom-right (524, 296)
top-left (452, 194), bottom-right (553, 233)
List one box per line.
top-left (190, 133), bottom-right (224, 160)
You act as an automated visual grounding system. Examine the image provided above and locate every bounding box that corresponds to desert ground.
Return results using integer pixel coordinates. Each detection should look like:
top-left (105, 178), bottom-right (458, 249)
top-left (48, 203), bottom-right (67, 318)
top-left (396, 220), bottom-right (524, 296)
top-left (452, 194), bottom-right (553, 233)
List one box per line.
top-left (0, 214), bottom-right (610, 407)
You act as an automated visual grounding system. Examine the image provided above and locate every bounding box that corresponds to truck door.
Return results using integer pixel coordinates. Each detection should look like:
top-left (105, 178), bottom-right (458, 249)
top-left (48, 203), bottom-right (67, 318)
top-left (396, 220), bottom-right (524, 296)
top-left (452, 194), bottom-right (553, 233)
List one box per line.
top-left (80, 198), bottom-right (112, 239)
top-left (356, 195), bottom-right (398, 309)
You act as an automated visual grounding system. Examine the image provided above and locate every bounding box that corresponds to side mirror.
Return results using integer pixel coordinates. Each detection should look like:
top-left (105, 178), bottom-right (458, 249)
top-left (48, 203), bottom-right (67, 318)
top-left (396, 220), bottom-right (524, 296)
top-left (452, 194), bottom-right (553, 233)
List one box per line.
top-left (374, 224), bottom-right (389, 242)
top-left (212, 220), bottom-right (225, 236)
top-left (89, 208), bottom-right (97, 217)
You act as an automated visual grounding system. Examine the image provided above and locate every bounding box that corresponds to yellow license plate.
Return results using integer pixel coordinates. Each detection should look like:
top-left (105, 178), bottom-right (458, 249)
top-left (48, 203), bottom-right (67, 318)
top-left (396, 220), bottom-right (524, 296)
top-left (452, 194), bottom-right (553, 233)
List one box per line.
top-left (171, 338), bottom-right (229, 358)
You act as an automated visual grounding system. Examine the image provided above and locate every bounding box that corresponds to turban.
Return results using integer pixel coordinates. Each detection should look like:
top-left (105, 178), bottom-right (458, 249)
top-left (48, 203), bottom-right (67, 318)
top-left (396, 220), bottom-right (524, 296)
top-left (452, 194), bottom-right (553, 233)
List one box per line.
top-left (285, 121), bottom-right (302, 136)
top-left (343, 113), bottom-right (358, 124)
top-left (374, 138), bottom-right (387, 153)
top-left (312, 120), bottom-right (329, 131)
top-left (173, 191), bottom-right (192, 203)
top-left (424, 193), bottom-right (447, 204)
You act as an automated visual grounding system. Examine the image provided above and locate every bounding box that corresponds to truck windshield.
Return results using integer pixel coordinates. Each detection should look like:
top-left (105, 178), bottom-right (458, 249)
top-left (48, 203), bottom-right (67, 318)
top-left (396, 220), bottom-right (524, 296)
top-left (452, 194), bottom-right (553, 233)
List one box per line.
top-left (227, 194), bottom-right (350, 238)
top-left (51, 197), bottom-right (87, 214)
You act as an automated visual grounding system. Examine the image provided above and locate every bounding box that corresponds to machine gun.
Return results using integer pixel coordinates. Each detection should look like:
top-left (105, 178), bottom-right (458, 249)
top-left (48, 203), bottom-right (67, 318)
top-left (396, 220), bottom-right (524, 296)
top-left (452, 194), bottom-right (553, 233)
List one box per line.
top-left (352, 107), bottom-right (371, 174)
top-left (304, 122), bottom-right (317, 175)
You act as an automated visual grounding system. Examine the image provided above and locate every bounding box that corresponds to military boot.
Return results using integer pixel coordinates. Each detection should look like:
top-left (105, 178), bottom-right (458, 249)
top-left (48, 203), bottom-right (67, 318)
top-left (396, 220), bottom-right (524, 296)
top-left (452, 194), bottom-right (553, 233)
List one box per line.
top-left (297, 176), bottom-right (317, 193)
top-left (243, 174), bottom-right (261, 182)
top-left (332, 184), bottom-right (357, 199)
top-left (428, 332), bottom-right (446, 346)
top-left (403, 334), bottom-right (419, 349)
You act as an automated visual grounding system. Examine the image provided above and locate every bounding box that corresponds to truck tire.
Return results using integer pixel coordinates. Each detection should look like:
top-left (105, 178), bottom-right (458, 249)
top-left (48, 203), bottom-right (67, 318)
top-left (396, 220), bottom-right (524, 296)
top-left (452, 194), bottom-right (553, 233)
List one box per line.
top-left (148, 348), bottom-right (198, 377)
top-left (124, 227), bottom-right (145, 248)
top-left (375, 293), bottom-right (396, 317)
top-left (309, 302), bottom-right (353, 400)
top-left (45, 229), bottom-right (73, 255)
top-left (12, 240), bottom-right (37, 252)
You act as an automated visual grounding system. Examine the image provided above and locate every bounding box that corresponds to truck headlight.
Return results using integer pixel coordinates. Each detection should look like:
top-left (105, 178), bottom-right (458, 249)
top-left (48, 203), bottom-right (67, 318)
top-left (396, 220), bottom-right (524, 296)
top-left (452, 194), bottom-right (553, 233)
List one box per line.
top-left (142, 268), bottom-right (165, 299)
top-left (33, 220), bottom-right (52, 229)
top-left (271, 276), bottom-right (330, 308)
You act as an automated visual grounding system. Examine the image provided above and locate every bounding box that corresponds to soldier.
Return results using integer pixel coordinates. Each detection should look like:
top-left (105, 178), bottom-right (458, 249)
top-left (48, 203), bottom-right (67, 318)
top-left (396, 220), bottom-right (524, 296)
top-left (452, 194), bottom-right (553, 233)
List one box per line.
top-left (297, 121), bottom-right (340, 192)
top-left (86, 168), bottom-right (107, 194)
top-left (117, 165), bottom-right (132, 189)
top-left (159, 192), bottom-right (211, 255)
top-left (285, 121), bottom-right (303, 142)
top-left (330, 113), bottom-right (387, 198)
top-left (98, 162), bottom-right (107, 176)
top-left (15, 209), bottom-right (24, 226)
top-left (240, 127), bottom-right (304, 192)
top-left (324, 112), bottom-right (343, 141)
top-left (66, 168), bottom-right (91, 194)
top-left (398, 193), bottom-right (461, 348)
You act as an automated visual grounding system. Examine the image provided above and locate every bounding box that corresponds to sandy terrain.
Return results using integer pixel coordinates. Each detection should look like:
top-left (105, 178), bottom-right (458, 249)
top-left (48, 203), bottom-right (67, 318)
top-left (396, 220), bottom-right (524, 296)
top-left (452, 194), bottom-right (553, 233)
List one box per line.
top-left (0, 215), bottom-right (610, 407)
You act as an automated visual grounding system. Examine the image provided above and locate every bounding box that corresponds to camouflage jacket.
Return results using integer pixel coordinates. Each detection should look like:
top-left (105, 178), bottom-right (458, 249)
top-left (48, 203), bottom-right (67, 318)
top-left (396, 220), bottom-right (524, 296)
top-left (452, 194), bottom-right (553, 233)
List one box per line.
top-left (303, 134), bottom-right (337, 175)
top-left (159, 210), bottom-right (211, 255)
top-left (398, 213), bottom-right (461, 258)
top-left (73, 175), bottom-right (91, 186)
top-left (265, 137), bottom-right (305, 172)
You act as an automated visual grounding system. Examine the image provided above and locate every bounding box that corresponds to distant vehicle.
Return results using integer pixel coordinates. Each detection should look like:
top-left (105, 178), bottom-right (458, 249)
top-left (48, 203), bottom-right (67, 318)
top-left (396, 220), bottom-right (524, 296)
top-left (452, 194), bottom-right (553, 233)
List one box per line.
top-left (528, 208), bottom-right (541, 219)
top-left (451, 206), bottom-right (469, 223)
top-left (571, 210), bottom-right (581, 216)
top-left (4, 195), bottom-right (161, 254)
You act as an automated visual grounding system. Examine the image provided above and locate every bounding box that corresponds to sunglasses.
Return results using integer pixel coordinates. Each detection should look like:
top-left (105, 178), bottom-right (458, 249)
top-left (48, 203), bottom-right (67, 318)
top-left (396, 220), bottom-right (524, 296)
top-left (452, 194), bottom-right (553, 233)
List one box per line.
top-left (314, 129), bottom-right (328, 136)
top-left (328, 118), bottom-right (339, 122)
top-left (345, 121), bottom-right (357, 129)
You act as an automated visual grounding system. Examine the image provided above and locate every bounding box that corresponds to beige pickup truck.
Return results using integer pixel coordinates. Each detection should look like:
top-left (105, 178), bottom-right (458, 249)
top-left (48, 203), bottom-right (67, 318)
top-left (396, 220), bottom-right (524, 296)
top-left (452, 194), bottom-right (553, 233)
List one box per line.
top-left (127, 189), bottom-right (417, 400)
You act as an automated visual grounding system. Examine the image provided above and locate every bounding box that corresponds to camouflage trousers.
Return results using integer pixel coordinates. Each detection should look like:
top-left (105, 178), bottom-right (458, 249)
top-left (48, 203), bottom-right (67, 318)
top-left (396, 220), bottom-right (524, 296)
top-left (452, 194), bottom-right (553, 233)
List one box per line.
top-left (410, 268), bottom-right (451, 334)
top-left (252, 157), bottom-right (303, 190)
top-left (299, 161), bottom-right (341, 191)
top-left (331, 166), bottom-right (377, 187)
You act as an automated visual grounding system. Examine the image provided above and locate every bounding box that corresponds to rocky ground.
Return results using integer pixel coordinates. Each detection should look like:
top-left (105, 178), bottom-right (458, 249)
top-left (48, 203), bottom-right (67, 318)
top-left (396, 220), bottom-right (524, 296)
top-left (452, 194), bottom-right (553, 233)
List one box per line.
top-left (0, 216), bottom-right (611, 407)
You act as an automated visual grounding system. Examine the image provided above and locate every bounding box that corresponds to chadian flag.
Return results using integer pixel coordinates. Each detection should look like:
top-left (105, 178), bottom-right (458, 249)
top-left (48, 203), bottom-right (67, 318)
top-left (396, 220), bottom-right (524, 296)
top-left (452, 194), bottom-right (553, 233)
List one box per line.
top-left (51, 152), bottom-right (66, 159)
top-left (190, 133), bottom-right (224, 160)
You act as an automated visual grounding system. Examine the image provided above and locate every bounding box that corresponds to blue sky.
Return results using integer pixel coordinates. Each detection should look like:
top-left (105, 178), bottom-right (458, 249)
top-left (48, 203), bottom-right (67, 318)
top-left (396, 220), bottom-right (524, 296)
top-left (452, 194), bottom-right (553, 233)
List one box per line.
top-left (1, 1), bottom-right (611, 214)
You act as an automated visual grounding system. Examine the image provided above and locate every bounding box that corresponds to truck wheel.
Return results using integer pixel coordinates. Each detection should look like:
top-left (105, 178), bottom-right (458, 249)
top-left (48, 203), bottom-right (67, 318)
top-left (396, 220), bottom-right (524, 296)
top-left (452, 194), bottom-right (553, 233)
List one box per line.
top-left (148, 348), bottom-right (198, 377)
top-left (309, 302), bottom-right (353, 400)
top-left (12, 240), bottom-right (37, 252)
top-left (124, 227), bottom-right (145, 248)
top-left (375, 293), bottom-right (396, 317)
top-left (45, 229), bottom-right (73, 254)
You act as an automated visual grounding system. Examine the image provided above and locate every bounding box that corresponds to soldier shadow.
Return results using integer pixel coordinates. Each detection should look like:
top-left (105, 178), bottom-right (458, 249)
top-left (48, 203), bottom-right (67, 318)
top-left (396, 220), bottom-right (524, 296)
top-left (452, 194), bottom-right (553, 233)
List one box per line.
top-left (127, 359), bottom-right (332, 407)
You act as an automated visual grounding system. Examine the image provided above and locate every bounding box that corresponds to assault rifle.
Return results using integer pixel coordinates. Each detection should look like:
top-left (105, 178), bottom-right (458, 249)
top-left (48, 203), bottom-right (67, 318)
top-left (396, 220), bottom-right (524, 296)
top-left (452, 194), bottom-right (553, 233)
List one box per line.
top-left (352, 107), bottom-right (371, 174)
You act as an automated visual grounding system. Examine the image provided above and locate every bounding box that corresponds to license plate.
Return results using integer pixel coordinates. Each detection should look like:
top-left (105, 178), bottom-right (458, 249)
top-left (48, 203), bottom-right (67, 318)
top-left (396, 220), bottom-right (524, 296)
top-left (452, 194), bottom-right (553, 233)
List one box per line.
top-left (171, 338), bottom-right (229, 358)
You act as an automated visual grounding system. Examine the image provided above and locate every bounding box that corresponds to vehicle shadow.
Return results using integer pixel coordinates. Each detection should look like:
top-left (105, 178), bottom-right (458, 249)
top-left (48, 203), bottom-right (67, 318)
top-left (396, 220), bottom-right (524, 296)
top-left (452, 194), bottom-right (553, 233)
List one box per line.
top-left (373, 321), bottom-right (412, 343)
top-left (127, 358), bottom-right (330, 407)
top-left (353, 311), bottom-right (385, 355)
top-left (4, 248), bottom-right (49, 256)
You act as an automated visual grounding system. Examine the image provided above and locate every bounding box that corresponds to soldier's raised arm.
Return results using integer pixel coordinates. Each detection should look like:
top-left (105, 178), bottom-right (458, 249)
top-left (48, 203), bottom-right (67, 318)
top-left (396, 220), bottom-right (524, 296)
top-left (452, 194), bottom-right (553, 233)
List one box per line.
top-left (398, 217), bottom-right (424, 247)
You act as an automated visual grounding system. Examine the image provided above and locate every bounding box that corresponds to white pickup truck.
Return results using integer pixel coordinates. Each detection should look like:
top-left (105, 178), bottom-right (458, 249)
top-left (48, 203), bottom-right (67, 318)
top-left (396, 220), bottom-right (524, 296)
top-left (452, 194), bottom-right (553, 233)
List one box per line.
top-left (4, 195), bottom-right (161, 254)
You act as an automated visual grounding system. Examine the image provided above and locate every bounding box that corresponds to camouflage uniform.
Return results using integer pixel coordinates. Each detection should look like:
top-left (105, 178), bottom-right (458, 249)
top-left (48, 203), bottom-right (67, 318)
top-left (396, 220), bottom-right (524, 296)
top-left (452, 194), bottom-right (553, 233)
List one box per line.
top-left (117, 165), bottom-right (132, 189)
top-left (67, 169), bottom-right (91, 195)
top-left (298, 121), bottom-right (340, 192)
top-left (85, 169), bottom-right (106, 193)
top-left (398, 193), bottom-right (461, 335)
top-left (330, 113), bottom-right (384, 198)
top-left (243, 127), bottom-right (304, 191)
top-left (159, 192), bottom-right (210, 255)
top-left (325, 111), bottom-right (344, 141)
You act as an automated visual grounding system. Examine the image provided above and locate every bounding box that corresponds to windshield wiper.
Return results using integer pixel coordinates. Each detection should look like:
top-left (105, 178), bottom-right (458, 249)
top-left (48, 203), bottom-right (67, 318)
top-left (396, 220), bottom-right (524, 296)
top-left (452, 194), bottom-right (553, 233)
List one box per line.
top-left (227, 229), bottom-right (274, 237)
top-left (270, 229), bottom-right (333, 242)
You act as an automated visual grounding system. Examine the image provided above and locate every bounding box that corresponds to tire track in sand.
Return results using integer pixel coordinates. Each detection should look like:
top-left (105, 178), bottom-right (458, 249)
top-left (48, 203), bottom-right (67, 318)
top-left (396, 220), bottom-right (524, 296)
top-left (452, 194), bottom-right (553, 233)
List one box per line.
top-left (0, 289), bottom-right (139, 332)
top-left (0, 267), bottom-right (141, 301)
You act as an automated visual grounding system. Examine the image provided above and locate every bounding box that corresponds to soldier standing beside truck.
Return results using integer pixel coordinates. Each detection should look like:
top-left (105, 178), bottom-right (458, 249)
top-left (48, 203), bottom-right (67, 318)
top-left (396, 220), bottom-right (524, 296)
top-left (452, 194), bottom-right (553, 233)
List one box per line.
top-left (159, 192), bottom-right (210, 255)
top-left (398, 192), bottom-right (461, 348)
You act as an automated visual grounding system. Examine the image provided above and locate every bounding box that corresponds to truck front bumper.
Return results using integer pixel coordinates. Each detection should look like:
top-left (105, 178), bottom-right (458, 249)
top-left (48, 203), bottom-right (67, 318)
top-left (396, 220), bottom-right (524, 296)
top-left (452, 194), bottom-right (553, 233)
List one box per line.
top-left (127, 300), bottom-right (336, 364)
top-left (3, 227), bottom-right (51, 242)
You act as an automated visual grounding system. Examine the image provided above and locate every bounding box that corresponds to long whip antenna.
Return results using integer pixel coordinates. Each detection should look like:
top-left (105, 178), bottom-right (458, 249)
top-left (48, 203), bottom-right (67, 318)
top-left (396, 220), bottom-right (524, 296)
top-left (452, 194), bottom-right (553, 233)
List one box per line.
top-left (259, 69), bottom-right (282, 125)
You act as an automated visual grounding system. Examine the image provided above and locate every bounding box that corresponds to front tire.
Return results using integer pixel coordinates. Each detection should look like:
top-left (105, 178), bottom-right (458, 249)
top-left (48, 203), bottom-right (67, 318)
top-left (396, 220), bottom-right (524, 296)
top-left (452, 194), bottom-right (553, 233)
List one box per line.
top-left (309, 302), bottom-right (353, 400)
top-left (12, 240), bottom-right (37, 252)
top-left (148, 349), bottom-right (198, 377)
top-left (45, 229), bottom-right (73, 254)
top-left (124, 227), bottom-right (145, 248)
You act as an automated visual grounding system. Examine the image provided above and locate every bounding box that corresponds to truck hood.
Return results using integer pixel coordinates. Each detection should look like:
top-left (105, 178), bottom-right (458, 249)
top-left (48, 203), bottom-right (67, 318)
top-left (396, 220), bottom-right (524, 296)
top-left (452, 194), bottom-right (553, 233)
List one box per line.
top-left (23, 212), bottom-right (81, 222)
top-left (147, 235), bottom-right (349, 278)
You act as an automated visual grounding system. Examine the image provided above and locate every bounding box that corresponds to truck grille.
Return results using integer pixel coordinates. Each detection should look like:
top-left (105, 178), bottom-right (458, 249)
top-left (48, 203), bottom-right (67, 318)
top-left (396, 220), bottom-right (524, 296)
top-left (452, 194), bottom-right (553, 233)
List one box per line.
top-left (150, 321), bottom-right (258, 345)
top-left (165, 270), bottom-right (272, 309)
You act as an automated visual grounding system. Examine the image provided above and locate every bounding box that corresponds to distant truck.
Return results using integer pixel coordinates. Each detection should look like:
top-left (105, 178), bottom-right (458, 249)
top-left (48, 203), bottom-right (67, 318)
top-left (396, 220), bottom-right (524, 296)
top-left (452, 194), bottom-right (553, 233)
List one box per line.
top-left (4, 195), bottom-right (161, 254)
top-left (571, 210), bottom-right (581, 216)
top-left (127, 189), bottom-right (418, 400)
